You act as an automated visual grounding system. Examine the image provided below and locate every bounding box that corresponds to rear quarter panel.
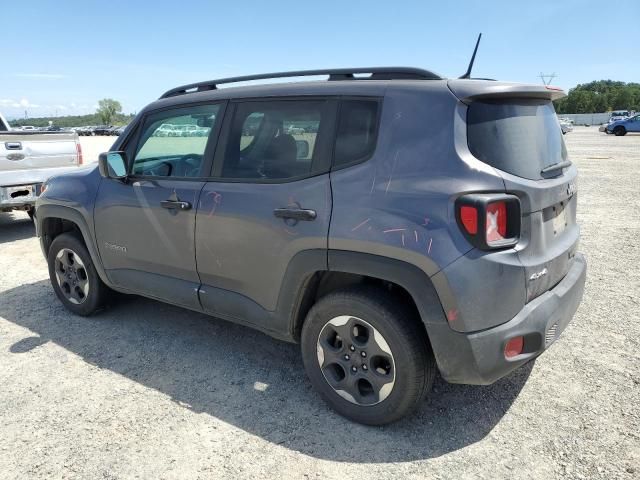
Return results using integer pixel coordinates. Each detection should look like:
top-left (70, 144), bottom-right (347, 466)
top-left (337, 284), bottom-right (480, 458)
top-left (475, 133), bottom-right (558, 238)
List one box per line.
top-left (328, 84), bottom-right (506, 279)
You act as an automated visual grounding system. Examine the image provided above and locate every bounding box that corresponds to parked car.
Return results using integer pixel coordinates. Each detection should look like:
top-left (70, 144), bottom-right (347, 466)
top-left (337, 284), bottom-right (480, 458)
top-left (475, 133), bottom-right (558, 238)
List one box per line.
top-left (1, 111), bottom-right (83, 219)
top-left (154, 123), bottom-right (176, 137)
top-left (76, 126), bottom-right (96, 136)
top-left (559, 118), bottom-right (573, 135)
top-left (93, 125), bottom-right (113, 136)
top-left (605, 114), bottom-right (640, 136)
top-left (36, 67), bottom-right (586, 425)
top-left (193, 126), bottom-right (210, 137)
top-left (599, 110), bottom-right (631, 133)
top-left (113, 126), bottom-right (127, 136)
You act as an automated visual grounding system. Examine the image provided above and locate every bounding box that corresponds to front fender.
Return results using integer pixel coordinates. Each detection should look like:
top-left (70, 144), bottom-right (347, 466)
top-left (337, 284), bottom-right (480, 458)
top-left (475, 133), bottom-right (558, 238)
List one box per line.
top-left (36, 203), bottom-right (111, 287)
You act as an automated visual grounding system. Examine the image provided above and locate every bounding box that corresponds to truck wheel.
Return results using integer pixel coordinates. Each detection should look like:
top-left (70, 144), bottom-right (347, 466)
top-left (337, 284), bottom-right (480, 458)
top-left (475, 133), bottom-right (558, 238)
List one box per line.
top-left (614, 126), bottom-right (626, 136)
top-left (47, 233), bottom-right (108, 316)
top-left (301, 286), bottom-right (435, 425)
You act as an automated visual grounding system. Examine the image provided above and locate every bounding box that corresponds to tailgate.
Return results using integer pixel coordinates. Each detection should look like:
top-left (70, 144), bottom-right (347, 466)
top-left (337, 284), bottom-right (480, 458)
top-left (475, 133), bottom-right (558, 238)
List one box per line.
top-left (450, 81), bottom-right (580, 304)
top-left (0, 133), bottom-right (79, 172)
top-left (508, 169), bottom-right (580, 302)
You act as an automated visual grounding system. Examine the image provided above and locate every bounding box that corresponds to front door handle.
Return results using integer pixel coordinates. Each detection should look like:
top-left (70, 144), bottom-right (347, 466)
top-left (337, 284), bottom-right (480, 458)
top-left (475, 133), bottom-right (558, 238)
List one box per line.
top-left (273, 207), bottom-right (317, 221)
top-left (161, 200), bottom-right (192, 211)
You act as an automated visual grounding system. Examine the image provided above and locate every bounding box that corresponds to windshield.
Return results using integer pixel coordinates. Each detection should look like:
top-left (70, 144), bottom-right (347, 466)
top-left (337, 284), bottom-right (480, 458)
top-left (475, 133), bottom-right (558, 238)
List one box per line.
top-left (467, 99), bottom-right (568, 180)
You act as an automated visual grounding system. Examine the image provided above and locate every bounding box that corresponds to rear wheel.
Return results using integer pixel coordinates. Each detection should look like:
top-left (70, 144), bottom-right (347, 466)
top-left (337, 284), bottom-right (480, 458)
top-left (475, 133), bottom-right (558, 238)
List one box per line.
top-left (47, 233), bottom-right (109, 316)
top-left (301, 286), bottom-right (435, 425)
top-left (614, 126), bottom-right (626, 136)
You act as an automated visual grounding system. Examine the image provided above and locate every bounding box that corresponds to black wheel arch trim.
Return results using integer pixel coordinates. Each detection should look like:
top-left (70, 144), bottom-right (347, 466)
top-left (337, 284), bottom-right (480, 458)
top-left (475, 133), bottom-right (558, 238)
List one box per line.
top-left (326, 250), bottom-right (448, 327)
top-left (36, 204), bottom-right (112, 288)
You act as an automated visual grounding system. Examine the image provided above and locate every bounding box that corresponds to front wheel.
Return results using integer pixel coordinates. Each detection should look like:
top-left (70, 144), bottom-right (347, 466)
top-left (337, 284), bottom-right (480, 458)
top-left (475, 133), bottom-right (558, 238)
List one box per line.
top-left (47, 233), bottom-right (109, 316)
top-left (614, 126), bottom-right (626, 136)
top-left (301, 287), bottom-right (435, 425)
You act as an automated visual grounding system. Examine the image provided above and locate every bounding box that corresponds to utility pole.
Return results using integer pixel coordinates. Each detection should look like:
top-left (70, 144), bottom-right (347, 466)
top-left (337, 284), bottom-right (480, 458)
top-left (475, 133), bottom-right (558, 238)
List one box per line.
top-left (539, 72), bottom-right (557, 85)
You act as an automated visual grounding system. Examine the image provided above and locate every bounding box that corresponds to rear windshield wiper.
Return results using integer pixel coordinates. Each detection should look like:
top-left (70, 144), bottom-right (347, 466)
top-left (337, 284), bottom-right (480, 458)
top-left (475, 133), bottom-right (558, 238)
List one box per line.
top-left (541, 160), bottom-right (572, 175)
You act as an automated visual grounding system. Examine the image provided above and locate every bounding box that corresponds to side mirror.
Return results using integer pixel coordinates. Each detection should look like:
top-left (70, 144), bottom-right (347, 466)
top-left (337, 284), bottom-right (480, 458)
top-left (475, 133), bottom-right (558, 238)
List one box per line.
top-left (98, 151), bottom-right (128, 179)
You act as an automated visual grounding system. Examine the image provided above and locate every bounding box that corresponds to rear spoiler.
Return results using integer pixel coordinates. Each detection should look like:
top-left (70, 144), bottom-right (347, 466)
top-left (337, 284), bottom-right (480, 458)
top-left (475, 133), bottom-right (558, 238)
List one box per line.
top-left (447, 79), bottom-right (566, 103)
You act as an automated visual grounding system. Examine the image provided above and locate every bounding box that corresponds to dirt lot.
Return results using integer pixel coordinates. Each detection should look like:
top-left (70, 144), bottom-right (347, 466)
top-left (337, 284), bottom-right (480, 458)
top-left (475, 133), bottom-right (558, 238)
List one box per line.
top-left (0, 128), bottom-right (638, 479)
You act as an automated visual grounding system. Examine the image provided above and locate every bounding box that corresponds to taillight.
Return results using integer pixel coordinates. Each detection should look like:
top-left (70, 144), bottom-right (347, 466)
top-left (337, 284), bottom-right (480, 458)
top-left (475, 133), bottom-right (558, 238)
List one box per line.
top-left (486, 201), bottom-right (507, 243)
top-left (76, 142), bottom-right (83, 165)
top-left (456, 194), bottom-right (520, 250)
top-left (460, 206), bottom-right (478, 235)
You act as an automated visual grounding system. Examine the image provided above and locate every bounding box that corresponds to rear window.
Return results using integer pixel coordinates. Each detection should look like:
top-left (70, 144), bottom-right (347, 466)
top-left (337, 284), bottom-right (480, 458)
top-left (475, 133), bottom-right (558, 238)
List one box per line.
top-left (467, 99), bottom-right (568, 180)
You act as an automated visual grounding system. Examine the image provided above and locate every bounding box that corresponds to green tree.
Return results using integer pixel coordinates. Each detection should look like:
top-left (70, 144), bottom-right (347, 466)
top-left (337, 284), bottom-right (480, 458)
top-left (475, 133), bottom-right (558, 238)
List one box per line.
top-left (96, 98), bottom-right (122, 125)
top-left (554, 80), bottom-right (640, 113)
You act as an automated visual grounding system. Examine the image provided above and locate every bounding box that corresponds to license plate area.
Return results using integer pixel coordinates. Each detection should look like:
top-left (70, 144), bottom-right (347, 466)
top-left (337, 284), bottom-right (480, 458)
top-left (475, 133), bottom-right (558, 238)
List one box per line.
top-left (552, 201), bottom-right (568, 235)
top-left (2, 184), bottom-right (36, 201)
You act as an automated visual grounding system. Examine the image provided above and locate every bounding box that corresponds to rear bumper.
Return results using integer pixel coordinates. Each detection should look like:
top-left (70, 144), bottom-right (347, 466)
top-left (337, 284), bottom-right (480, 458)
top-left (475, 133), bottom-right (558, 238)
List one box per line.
top-left (428, 253), bottom-right (586, 385)
top-left (0, 183), bottom-right (42, 210)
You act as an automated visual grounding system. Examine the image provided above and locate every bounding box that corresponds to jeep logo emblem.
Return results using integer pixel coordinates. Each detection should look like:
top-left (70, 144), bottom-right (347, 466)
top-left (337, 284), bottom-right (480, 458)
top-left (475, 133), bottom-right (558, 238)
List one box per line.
top-left (104, 242), bottom-right (127, 253)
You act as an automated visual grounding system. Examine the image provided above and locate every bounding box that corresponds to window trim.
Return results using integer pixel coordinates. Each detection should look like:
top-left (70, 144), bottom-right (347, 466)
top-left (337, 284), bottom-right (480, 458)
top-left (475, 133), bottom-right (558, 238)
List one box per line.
top-left (331, 96), bottom-right (383, 172)
top-left (209, 96), bottom-right (338, 184)
top-left (123, 100), bottom-right (228, 182)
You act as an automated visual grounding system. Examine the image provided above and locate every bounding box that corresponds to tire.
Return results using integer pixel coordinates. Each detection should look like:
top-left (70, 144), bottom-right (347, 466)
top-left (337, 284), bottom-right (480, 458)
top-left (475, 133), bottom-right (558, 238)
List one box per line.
top-left (47, 233), bottom-right (109, 316)
top-left (301, 286), bottom-right (435, 425)
top-left (614, 126), bottom-right (626, 136)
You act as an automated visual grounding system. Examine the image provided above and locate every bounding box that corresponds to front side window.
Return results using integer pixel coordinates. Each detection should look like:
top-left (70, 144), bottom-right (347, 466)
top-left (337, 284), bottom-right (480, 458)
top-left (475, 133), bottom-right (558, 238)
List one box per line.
top-left (221, 100), bottom-right (327, 180)
top-left (132, 104), bottom-right (220, 177)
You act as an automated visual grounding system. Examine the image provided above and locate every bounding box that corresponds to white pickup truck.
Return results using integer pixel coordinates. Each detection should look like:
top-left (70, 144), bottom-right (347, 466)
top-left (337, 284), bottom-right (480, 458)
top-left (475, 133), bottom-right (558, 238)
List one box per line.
top-left (1, 112), bottom-right (83, 219)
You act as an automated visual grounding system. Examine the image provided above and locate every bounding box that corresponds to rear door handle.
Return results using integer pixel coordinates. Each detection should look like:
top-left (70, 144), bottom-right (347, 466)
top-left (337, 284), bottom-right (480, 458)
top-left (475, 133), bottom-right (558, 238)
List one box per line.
top-left (273, 207), bottom-right (317, 221)
top-left (161, 200), bottom-right (192, 211)
top-left (5, 142), bottom-right (22, 150)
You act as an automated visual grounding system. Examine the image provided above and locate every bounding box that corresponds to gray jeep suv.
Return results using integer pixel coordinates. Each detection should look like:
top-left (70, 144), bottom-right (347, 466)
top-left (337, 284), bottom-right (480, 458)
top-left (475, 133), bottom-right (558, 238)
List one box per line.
top-left (36, 68), bottom-right (586, 425)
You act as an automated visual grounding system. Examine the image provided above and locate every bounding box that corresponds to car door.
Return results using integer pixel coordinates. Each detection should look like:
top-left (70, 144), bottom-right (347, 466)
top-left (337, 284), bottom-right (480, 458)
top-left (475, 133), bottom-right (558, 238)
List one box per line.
top-left (195, 98), bottom-right (336, 332)
top-left (629, 115), bottom-right (640, 132)
top-left (94, 102), bottom-right (225, 309)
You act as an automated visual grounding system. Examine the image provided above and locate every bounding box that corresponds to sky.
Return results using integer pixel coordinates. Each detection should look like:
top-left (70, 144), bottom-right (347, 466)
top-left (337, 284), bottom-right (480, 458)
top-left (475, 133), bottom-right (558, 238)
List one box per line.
top-left (1, 0), bottom-right (638, 119)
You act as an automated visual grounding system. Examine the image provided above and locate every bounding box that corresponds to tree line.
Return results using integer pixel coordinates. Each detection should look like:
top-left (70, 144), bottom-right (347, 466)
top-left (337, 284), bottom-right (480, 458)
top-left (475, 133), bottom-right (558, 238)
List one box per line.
top-left (9, 98), bottom-right (133, 128)
top-left (554, 80), bottom-right (640, 114)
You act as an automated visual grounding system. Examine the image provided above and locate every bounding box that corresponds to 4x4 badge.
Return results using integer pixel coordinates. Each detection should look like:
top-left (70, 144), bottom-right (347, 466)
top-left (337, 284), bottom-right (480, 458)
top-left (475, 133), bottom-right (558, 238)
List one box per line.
top-left (529, 268), bottom-right (548, 281)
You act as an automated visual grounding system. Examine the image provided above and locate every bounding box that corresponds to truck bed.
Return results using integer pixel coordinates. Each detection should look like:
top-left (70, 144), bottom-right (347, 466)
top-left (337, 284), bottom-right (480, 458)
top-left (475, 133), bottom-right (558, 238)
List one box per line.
top-left (0, 131), bottom-right (82, 212)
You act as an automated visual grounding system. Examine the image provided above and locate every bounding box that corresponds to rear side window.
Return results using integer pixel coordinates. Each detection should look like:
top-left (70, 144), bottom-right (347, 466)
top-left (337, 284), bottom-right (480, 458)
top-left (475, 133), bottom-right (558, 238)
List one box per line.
top-left (334, 100), bottom-right (379, 168)
top-left (0, 118), bottom-right (8, 131)
top-left (221, 100), bottom-right (329, 181)
top-left (467, 99), bottom-right (568, 180)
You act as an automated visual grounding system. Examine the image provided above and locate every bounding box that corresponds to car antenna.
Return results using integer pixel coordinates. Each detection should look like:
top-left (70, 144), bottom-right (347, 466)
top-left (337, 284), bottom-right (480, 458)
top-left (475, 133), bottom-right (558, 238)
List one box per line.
top-left (459, 33), bottom-right (482, 79)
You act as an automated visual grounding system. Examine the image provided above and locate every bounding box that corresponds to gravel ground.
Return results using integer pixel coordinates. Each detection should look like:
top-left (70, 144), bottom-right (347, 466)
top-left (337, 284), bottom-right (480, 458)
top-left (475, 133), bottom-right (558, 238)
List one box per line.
top-left (0, 127), bottom-right (638, 479)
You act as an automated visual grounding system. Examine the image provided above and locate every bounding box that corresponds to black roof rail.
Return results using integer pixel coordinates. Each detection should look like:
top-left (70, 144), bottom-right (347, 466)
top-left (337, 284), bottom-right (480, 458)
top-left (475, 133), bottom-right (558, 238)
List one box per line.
top-left (159, 67), bottom-right (442, 99)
